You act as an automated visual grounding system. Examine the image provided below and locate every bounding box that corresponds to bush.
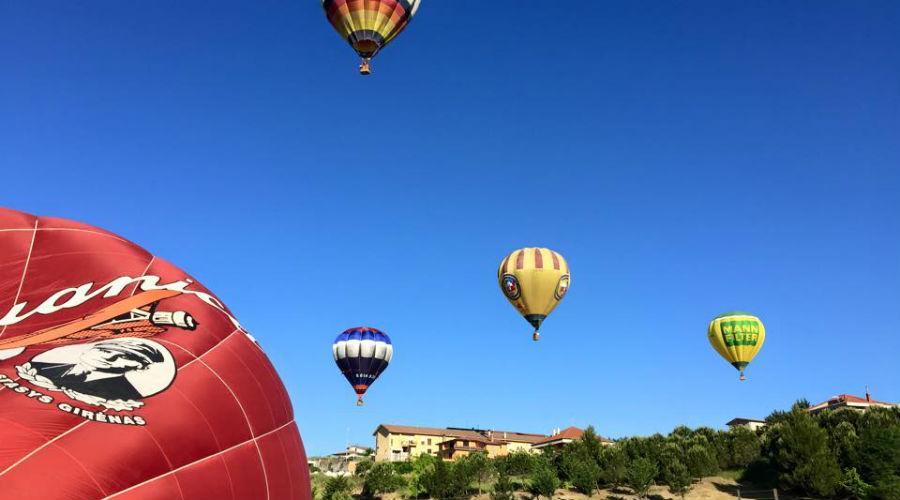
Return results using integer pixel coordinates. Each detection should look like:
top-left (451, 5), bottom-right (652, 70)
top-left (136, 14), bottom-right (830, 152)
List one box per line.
top-left (626, 457), bottom-right (658, 500)
top-left (322, 475), bottom-right (353, 500)
top-left (569, 460), bottom-right (601, 495)
top-left (528, 462), bottom-right (560, 499)
top-left (419, 459), bottom-right (469, 499)
top-left (663, 459), bottom-right (692, 500)
top-left (839, 467), bottom-right (871, 499)
top-left (599, 445), bottom-right (628, 487)
top-left (774, 410), bottom-right (841, 497)
top-left (490, 471), bottom-right (515, 500)
top-left (362, 462), bottom-right (405, 497)
top-left (354, 459), bottom-right (373, 476)
top-left (685, 444), bottom-right (718, 479)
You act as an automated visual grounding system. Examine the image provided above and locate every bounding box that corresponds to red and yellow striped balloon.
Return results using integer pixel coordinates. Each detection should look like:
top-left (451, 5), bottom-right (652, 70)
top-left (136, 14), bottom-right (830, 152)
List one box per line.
top-left (498, 248), bottom-right (571, 341)
top-left (321, 0), bottom-right (421, 74)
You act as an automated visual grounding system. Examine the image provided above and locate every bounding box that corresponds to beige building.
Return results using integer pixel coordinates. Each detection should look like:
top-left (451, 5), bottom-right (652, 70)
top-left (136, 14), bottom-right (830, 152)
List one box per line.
top-left (373, 424), bottom-right (547, 462)
top-left (726, 418), bottom-right (767, 432)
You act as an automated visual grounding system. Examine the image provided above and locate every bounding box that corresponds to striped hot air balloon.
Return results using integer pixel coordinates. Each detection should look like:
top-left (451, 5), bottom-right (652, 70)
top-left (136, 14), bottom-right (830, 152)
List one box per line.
top-left (321, 0), bottom-right (421, 75)
top-left (498, 248), bottom-right (571, 341)
top-left (707, 311), bottom-right (766, 381)
top-left (332, 327), bottom-right (392, 405)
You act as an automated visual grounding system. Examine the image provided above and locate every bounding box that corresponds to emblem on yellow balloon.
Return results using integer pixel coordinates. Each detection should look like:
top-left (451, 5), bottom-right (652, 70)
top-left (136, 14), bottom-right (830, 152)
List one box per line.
top-left (497, 248), bottom-right (570, 341)
top-left (707, 312), bottom-right (766, 381)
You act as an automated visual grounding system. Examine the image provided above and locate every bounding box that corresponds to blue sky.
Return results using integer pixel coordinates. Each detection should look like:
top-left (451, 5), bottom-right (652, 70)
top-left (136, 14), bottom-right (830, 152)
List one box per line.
top-left (1, 1), bottom-right (898, 456)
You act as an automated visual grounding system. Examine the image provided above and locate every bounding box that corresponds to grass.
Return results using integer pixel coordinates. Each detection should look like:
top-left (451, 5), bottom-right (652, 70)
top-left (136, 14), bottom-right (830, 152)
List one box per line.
top-left (717, 469), bottom-right (745, 482)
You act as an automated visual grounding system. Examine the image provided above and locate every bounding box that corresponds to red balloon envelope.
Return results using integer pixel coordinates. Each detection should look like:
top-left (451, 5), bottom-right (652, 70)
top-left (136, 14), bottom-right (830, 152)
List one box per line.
top-left (0, 208), bottom-right (310, 499)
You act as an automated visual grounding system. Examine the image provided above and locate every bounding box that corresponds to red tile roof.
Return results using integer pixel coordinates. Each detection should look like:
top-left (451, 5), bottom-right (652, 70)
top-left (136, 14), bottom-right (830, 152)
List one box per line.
top-left (375, 424), bottom-right (547, 444)
top-left (808, 394), bottom-right (896, 412)
top-left (533, 427), bottom-right (612, 447)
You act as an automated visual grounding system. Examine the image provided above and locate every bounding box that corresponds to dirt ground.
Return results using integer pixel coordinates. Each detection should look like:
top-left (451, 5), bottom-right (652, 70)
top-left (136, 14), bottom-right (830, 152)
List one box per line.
top-left (378, 476), bottom-right (746, 500)
top-left (486, 477), bottom-right (740, 500)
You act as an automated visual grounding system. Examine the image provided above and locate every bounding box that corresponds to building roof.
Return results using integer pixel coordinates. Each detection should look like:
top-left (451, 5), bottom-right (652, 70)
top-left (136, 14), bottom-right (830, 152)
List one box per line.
top-left (726, 418), bottom-right (767, 426)
top-left (808, 394), bottom-right (895, 413)
top-left (532, 427), bottom-right (613, 447)
top-left (374, 424), bottom-right (547, 444)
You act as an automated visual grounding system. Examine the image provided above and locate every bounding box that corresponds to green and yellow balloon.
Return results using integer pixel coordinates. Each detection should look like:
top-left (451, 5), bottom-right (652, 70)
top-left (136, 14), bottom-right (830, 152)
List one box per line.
top-left (707, 312), bottom-right (765, 381)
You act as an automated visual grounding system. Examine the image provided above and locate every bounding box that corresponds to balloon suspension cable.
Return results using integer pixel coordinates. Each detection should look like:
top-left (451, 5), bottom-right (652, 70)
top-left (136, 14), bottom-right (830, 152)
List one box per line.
top-left (533, 331), bottom-right (540, 342)
top-left (739, 371), bottom-right (746, 382)
top-left (356, 396), bottom-right (364, 406)
top-left (359, 58), bottom-right (372, 76)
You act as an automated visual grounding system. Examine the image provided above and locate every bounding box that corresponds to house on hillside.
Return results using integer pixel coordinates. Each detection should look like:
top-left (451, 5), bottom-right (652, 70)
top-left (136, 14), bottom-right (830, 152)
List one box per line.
top-left (531, 426), bottom-right (614, 451)
top-left (726, 418), bottom-right (767, 431)
top-left (373, 424), bottom-right (547, 462)
top-left (807, 391), bottom-right (897, 414)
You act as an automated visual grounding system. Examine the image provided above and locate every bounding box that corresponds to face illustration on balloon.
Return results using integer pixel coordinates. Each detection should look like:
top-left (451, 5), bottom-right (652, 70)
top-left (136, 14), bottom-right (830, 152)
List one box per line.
top-left (17, 337), bottom-right (176, 410)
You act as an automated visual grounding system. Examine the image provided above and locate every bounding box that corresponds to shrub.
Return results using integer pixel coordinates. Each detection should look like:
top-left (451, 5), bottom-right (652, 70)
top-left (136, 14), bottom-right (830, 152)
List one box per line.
top-left (362, 462), bottom-right (405, 497)
top-left (528, 462), bottom-right (560, 499)
top-left (626, 457), bottom-right (658, 500)
top-left (569, 460), bottom-right (601, 495)
top-left (663, 459), bottom-right (692, 500)
top-left (322, 475), bottom-right (353, 500)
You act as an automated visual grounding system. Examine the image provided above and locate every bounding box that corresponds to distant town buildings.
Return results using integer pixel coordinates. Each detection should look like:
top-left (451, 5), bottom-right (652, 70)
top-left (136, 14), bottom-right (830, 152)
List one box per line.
top-left (727, 389), bottom-right (897, 430)
top-left (375, 424), bottom-right (599, 461)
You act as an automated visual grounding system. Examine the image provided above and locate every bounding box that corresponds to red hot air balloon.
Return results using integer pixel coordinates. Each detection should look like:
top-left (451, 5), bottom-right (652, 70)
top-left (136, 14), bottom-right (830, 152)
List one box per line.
top-left (0, 208), bottom-right (310, 499)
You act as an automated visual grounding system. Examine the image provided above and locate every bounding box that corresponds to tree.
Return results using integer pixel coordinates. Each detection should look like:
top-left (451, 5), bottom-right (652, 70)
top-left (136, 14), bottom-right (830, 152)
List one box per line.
top-left (528, 461), bottom-right (560, 500)
top-left (839, 467), bottom-right (871, 500)
top-left (419, 459), bottom-right (466, 500)
top-left (663, 459), bottom-right (692, 500)
top-left (599, 445), bottom-right (628, 488)
top-left (362, 462), bottom-right (405, 497)
top-left (354, 459), bottom-right (373, 476)
top-left (463, 452), bottom-right (494, 495)
top-left (568, 460), bottom-right (601, 495)
top-left (685, 443), bottom-right (718, 479)
top-left (626, 457), bottom-right (658, 499)
top-left (322, 476), bottom-right (353, 500)
top-left (773, 409), bottom-right (841, 497)
top-left (727, 426), bottom-right (761, 468)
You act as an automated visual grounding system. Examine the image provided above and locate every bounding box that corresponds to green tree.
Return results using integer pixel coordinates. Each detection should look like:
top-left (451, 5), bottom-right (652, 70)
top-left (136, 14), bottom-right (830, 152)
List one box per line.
top-left (685, 444), bottom-right (718, 479)
top-left (491, 471), bottom-right (515, 500)
top-left (727, 426), bottom-right (761, 468)
top-left (528, 460), bottom-right (560, 500)
top-left (773, 409), bottom-right (841, 497)
top-left (663, 459), bottom-right (692, 500)
top-left (599, 445), bottom-right (628, 488)
top-left (354, 459), bottom-right (373, 476)
top-left (626, 457), bottom-right (658, 500)
top-left (419, 459), bottom-right (465, 500)
top-left (569, 460), bottom-right (601, 495)
top-left (322, 475), bottom-right (353, 500)
top-left (463, 452), bottom-right (494, 495)
top-left (362, 462), bottom-right (405, 497)
top-left (839, 467), bottom-right (871, 500)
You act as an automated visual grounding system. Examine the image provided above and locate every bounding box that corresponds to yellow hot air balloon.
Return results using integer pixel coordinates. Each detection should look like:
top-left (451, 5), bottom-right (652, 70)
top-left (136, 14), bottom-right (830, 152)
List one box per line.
top-left (498, 248), bottom-right (570, 341)
top-left (707, 312), bottom-right (766, 381)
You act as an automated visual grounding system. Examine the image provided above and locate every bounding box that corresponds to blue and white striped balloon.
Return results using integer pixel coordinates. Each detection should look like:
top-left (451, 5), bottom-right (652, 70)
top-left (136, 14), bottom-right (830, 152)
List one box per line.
top-left (332, 327), bottom-right (393, 405)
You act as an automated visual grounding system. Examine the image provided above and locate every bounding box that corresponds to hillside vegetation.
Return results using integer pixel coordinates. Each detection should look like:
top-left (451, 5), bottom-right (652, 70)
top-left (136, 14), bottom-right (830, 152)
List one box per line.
top-left (313, 403), bottom-right (900, 500)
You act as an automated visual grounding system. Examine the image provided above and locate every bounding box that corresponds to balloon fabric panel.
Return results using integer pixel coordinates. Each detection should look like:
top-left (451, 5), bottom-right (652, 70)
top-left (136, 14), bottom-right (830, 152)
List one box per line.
top-left (0, 207), bottom-right (310, 499)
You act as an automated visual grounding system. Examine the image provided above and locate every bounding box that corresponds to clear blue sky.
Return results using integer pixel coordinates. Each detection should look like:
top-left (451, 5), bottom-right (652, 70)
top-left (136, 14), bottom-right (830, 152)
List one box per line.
top-left (2, 1), bottom-right (898, 456)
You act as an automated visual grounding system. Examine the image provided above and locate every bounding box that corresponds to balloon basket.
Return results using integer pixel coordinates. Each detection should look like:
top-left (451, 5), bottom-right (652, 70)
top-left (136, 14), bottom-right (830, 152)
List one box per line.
top-left (532, 331), bottom-right (540, 341)
top-left (739, 372), bottom-right (746, 382)
top-left (359, 59), bottom-right (371, 76)
top-left (356, 398), bottom-right (364, 406)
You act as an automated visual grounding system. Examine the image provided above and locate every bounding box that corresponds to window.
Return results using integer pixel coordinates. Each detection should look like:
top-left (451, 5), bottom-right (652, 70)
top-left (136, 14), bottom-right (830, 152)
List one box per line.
top-left (427, 438), bottom-right (432, 445)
